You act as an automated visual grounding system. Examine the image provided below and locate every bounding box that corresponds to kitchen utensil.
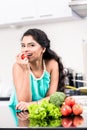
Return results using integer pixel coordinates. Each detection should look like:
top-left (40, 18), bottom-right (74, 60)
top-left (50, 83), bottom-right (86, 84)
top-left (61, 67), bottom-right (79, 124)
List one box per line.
top-left (65, 86), bottom-right (87, 93)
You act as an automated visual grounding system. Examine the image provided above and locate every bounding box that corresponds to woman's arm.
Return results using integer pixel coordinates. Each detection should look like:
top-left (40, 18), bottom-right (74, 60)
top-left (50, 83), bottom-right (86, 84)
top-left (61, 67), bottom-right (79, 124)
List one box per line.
top-left (13, 61), bottom-right (32, 102)
top-left (16, 96), bottom-right (50, 111)
top-left (46, 59), bottom-right (59, 96)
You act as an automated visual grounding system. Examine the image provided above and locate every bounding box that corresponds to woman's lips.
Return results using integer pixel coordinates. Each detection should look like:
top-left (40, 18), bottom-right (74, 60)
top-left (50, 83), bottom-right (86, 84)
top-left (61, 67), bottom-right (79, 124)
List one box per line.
top-left (27, 53), bottom-right (32, 58)
top-left (27, 53), bottom-right (32, 56)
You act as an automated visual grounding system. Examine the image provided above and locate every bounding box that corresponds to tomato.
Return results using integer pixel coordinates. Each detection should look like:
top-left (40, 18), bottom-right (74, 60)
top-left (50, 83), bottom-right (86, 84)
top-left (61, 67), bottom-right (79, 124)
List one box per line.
top-left (72, 104), bottom-right (83, 115)
top-left (62, 117), bottom-right (73, 128)
top-left (65, 96), bottom-right (75, 107)
top-left (61, 104), bottom-right (72, 116)
top-left (21, 54), bottom-right (27, 60)
top-left (73, 115), bottom-right (84, 127)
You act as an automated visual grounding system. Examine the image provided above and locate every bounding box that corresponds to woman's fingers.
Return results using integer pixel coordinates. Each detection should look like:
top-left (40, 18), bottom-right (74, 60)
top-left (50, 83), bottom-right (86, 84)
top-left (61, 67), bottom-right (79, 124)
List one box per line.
top-left (16, 102), bottom-right (28, 111)
top-left (16, 53), bottom-right (28, 64)
top-left (17, 112), bottom-right (29, 120)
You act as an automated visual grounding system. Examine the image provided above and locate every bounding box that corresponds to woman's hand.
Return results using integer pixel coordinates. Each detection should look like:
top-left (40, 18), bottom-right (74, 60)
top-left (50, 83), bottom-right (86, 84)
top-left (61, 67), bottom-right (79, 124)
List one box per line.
top-left (16, 101), bottom-right (29, 111)
top-left (16, 101), bottom-right (37, 111)
top-left (16, 111), bottom-right (29, 121)
top-left (16, 111), bottom-right (29, 127)
top-left (16, 52), bottom-right (30, 71)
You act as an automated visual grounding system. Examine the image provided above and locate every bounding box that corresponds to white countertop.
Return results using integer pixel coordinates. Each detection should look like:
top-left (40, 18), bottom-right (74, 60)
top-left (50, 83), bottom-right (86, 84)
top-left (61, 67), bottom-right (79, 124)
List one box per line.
top-left (0, 101), bottom-right (10, 106)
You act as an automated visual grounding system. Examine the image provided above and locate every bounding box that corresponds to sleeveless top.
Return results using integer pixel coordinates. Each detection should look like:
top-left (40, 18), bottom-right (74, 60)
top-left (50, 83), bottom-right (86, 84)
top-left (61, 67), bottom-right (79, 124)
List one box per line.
top-left (9, 61), bottom-right (50, 107)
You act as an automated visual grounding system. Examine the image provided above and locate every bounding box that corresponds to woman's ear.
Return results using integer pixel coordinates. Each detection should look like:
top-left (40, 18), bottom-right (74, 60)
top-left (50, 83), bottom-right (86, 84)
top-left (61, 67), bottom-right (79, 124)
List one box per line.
top-left (43, 48), bottom-right (46, 53)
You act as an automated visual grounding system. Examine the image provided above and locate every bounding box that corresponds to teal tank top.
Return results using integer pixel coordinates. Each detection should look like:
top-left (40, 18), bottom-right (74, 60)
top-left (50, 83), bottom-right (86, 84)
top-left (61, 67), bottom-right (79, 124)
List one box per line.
top-left (9, 61), bottom-right (50, 106)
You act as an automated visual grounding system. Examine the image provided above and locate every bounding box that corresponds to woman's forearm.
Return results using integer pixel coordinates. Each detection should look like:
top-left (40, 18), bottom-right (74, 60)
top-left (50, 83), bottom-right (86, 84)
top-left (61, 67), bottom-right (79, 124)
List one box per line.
top-left (14, 70), bottom-right (31, 102)
top-left (18, 70), bottom-right (32, 102)
top-left (13, 62), bottom-right (32, 103)
top-left (23, 70), bottom-right (32, 101)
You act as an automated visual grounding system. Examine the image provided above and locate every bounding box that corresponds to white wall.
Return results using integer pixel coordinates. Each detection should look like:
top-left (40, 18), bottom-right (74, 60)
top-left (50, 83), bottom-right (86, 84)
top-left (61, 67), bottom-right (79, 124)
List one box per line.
top-left (0, 19), bottom-right (87, 96)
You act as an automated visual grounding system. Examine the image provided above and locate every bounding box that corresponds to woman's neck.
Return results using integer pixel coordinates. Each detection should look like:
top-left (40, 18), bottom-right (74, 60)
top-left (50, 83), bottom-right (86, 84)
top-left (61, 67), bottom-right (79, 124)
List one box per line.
top-left (30, 60), bottom-right (45, 78)
top-left (30, 59), bottom-right (44, 71)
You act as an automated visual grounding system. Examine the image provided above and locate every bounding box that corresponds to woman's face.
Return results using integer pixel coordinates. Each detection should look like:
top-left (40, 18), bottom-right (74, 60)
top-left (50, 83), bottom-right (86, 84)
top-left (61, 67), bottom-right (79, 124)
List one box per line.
top-left (21, 35), bottom-right (45, 62)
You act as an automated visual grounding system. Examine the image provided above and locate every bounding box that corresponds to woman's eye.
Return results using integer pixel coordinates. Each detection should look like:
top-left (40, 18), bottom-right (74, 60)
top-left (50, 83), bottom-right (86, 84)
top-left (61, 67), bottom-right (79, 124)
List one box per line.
top-left (31, 44), bottom-right (34, 46)
top-left (28, 44), bottom-right (35, 47)
top-left (21, 45), bottom-right (25, 47)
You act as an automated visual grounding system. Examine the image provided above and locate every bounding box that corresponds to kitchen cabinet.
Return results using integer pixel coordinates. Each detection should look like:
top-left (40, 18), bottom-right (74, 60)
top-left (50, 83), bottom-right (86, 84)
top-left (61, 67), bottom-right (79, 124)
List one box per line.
top-left (0, 0), bottom-right (77, 28)
top-left (36, 0), bottom-right (72, 19)
top-left (0, 0), bottom-right (36, 26)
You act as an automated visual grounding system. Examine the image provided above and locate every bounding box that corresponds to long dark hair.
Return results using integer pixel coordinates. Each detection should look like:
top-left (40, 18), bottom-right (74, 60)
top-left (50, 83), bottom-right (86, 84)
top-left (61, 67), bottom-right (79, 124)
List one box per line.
top-left (21, 28), bottom-right (66, 92)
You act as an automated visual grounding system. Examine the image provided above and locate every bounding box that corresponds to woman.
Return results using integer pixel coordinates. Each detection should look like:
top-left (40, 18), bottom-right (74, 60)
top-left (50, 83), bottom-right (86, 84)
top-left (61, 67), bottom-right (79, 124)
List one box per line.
top-left (9, 28), bottom-right (65, 111)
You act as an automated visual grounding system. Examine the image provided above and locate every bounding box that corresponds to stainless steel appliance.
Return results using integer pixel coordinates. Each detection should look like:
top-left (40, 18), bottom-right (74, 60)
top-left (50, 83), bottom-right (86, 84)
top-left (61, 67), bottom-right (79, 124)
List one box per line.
top-left (69, 0), bottom-right (87, 18)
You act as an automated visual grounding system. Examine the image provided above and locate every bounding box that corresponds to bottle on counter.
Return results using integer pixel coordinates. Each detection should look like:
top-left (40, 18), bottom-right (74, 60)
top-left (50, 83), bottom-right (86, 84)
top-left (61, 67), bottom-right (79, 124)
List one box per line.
top-left (64, 68), bottom-right (74, 86)
top-left (64, 68), bottom-right (76, 96)
top-left (75, 73), bottom-right (84, 88)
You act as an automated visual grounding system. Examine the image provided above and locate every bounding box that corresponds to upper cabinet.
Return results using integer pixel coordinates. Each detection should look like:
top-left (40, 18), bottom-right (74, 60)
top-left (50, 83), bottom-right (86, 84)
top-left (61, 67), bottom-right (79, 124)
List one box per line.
top-left (36, 0), bottom-right (72, 19)
top-left (0, 0), bottom-right (36, 25)
top-left (0, 0), bottom-right (78, 28)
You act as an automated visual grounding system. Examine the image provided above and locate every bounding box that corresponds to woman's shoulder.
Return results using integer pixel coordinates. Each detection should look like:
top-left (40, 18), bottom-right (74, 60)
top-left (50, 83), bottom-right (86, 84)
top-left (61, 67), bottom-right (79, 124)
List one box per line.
top-left (45, 59), bottom-right (58, 66)
top-left (45, 59), bottom-right (58, 72)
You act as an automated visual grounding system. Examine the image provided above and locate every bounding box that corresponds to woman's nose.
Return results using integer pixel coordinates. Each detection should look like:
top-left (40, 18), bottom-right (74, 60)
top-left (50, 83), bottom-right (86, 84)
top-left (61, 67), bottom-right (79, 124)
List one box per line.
top-left (25, 50), bottom-right (29, 53)
top-left (24, 46), bottom-right (29, 51)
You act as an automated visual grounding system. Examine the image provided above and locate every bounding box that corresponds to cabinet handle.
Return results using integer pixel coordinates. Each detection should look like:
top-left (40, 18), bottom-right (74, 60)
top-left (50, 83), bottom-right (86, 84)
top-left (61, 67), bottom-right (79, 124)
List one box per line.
top-left (21, 16), bottom-right (35, 20)
top-left (40, 14), bottom-right (53, 18)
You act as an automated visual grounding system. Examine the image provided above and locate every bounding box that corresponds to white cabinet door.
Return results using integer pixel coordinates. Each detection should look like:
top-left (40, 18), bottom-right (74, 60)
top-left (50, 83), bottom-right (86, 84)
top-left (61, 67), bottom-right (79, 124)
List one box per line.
top-left (36, 0), bottom-right (72, 19)
top-left (0, 0), bottom-right (36, 25)
top-left (0, 0), bottom-right (73, 26)
top-left (15, 0), bottom-right (37, 21)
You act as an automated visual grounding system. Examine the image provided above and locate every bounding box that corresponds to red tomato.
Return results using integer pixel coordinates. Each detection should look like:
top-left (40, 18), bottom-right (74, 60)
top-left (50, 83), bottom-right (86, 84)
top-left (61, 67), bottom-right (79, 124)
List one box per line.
top-left (65, 96), bottom-right (75, 107)
top-left (21, 54), bottom-right (27, 60)
top-left (73, 115), bottom-right (84, 127)
top-left (61, 104), bottom-right (72, 116)
top-left (62, 117), bottom-right (73, 128)
top-left (72, 104), bottom-right (83, 115)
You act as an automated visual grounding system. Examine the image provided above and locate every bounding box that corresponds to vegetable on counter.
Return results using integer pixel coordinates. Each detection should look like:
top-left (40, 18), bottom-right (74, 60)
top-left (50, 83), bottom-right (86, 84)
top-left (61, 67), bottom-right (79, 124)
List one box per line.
top-left (64, 96), bottom-right (75, 107)
top-left (61, 104), bottom-right (72, 116)
top-left (72, 103), bottom-right (83, 116)
top-left (61, 96), bottom-right (83, 116)
top-left (28, 99), bottom-right (62, 127)
top-left (28, 99), bottom-right (62, 120)
top-left (29, 118), bottom-right (62, 127)
top-left (49, 92), bottom-right (66, 107)
top-left (27, 92), bottom-right (84, 127)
